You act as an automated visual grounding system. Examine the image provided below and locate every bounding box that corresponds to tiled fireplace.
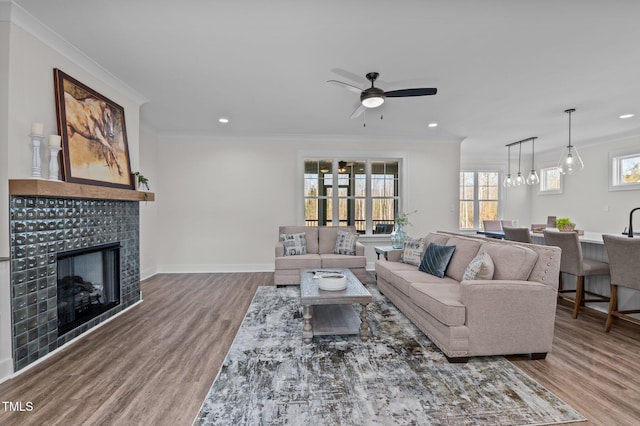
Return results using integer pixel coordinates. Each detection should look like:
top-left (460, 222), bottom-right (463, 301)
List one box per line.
top-left (9, 194), bottom-right (141, 371)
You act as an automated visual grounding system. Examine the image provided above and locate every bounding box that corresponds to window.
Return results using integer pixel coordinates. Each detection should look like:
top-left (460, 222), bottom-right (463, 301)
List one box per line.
top-left (609, 150), bottom-right (640, 191)
top-left (539, 166), bottom-right (562, 194)
top-left (459, 171), bottom-right (500, 230)
top-left (304, 159), bottom-right (400, 234)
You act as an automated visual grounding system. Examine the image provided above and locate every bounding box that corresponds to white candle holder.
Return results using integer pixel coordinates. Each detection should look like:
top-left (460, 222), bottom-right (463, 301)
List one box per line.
top-left (30, 133), bottom-right (44, 178)
top-left (48, 145), bottom-right (62, 181)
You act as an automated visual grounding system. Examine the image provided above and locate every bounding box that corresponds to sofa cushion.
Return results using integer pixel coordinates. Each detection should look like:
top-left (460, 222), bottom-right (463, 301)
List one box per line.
top-left (410, 282), bottom-right (466, 326)
top-left (279, 226), bottom-right (319, 254)
top-left (423, 233), bottom-right (451, 254)
top-left (333, 230), bottom-right (358, 255)
top-left (443, 237), bottom-right (483, 281)
top-left (401, 236), bottom-right (425, 266)
top-left (318, 226), bottom-right (357, 254)
top-left (419, 243), bottom-right (456, 278)
top-left (321, 254), bottom-right (366, 269)
top-left (275, 254), bottom-right (322, 270)
top-left (462, 251), bottom-right (495, 281)
top-left (280, 232), bottom-right (307, 256)
top-left (479, 242), bottom-right (539, 281)
top-left (379, 266), bottom-right (458, 296)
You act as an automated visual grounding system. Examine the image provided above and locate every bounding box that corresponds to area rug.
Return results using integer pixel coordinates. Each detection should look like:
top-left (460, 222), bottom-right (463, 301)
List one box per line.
top-left (195, 285), bottom-right (585, 425)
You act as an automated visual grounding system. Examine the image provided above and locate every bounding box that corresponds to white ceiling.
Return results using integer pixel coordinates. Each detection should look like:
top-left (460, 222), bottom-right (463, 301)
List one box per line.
top-left (11, 0), bottom-right (640, 158)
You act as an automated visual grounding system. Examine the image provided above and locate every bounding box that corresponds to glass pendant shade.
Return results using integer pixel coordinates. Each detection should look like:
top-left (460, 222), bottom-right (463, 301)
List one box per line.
top-left (514, 142), bottom-right (524, 186)
top-left (557, 108), bottom-right (584, 175)
top-left (526, 170), bottom-right (540, 185)
top-left (558, 145), bottom-right (584, 175)
top-left (503, 144), bottom-right (513, 187)
top-left (526, 137), bottom-right (540, 185)
top-left (515, 172), bottom-right (525, 186)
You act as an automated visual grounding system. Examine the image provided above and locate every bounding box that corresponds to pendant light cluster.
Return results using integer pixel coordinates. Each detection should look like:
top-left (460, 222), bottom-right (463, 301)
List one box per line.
top-left (504, 107), bottom-right (584, 188)
top-left (503, 137), bottom-right (539, 188)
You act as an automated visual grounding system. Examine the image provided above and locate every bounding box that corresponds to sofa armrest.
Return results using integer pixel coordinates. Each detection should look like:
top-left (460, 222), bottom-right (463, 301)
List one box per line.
top-left (460, 280), bottom-right (557, 353)
top-left (355, 241), bottom-right (365, 256)
top-left (385, 249), bottom-right (403, 262)
top-left (275, 241), bottom-right (285, 257)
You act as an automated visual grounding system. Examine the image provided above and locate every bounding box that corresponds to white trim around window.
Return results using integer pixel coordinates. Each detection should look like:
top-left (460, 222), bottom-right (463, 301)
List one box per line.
top-left (538, 164), bottom-right (563, 195)
top-left (297, 150), bottom-right (408, 234)
top-left (609, 148), bottom-right (640, 191)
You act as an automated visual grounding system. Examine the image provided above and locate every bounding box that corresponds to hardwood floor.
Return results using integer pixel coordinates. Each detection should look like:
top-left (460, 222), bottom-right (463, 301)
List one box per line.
top-left (1, 272), bottom-right (638, 425)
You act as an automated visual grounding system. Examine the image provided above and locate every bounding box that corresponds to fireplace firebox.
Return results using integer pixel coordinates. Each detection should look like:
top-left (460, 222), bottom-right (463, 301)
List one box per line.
top-left (57, 243), bottom-right (121, 336)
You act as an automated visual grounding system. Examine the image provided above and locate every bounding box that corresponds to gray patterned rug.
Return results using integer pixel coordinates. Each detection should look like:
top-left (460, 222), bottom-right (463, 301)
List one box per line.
top-left (195, 285), bottom-right (585, 425)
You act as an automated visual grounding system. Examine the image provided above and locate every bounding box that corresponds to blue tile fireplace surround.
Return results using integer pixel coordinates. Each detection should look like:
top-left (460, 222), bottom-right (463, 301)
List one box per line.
top-left (9, 195), bottom-right (141, 371)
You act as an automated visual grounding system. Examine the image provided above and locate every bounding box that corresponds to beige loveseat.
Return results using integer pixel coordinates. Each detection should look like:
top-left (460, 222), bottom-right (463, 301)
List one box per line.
top-left (375, 231), bottom-right (561, 362)
top-left (274, 226), bottom-right (367, 285)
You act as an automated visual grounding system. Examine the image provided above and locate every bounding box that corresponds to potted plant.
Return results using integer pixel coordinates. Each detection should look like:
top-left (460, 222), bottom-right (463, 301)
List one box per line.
top-left (556, 217), bottom-right (575, 232)
top-left (133, 172), bottom-right (150, 191)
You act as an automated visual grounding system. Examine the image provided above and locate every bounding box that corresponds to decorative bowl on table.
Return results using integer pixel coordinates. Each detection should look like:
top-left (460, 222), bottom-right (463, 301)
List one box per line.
top-left (318, 273), bottom-right (347, 291)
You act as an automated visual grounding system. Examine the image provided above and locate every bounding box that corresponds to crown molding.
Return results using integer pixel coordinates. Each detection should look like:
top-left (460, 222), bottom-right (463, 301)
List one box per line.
top-left (4, 1), bottom-right (148, 106)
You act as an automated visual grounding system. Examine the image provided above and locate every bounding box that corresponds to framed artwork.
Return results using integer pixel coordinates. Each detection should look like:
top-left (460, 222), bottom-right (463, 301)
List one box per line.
top-left (609, 148), bottom-right (640, 191)
top-left (54, 68), bottom-right (133, 189)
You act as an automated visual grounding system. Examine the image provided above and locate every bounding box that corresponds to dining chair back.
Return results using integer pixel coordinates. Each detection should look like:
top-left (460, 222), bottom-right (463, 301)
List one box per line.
top-left (602, 234), bottom-right (640, 331)
top-left (503, 227), bottom-right (532, 243)
top-left (543, 230), bottom-right (610, 318)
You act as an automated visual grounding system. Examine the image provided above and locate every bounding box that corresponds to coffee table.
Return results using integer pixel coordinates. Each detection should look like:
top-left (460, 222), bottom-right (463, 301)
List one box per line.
top-left (299, 268), bottom-right (373, 343)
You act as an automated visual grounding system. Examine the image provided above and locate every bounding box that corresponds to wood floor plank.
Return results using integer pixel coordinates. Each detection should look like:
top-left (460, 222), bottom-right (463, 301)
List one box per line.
top-left (0, 272), bottom-right (638, 425)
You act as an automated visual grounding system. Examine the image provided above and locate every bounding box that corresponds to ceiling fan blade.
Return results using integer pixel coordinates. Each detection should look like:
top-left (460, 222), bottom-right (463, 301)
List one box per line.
top-left (385, 88), bottom-right (437, 97)
top-left (327, 79), bottom-right (363, 94)
top-left (350, 104), bottom-right (365, 119)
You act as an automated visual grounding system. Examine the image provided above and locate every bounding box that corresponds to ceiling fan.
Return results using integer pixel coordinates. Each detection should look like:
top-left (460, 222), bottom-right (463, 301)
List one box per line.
top-left (328, 72), bottom-right (437, 118)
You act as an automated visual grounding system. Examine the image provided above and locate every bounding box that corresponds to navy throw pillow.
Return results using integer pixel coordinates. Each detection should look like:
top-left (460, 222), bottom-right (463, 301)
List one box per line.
top-left (419, 243), bottom-right (456, 278)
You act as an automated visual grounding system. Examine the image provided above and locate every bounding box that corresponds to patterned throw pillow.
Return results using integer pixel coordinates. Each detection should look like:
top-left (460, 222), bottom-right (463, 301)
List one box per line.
top-left (280, 232), bottom-right (307, 256)
top-left (419, 243), bottom-right (456, 278)
top-left (401, 237), bottom-right (425, 266)
top-left (334, 230), bottom-right (358, 255)
top-left (462, 251), bottom-right (495, 281)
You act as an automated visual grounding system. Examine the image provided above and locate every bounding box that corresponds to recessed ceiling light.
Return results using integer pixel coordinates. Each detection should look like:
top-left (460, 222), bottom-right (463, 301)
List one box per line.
top-left (428, 122), bottom-right (438, 128)
top-left (218, 118), bottom-right (229, 124)
top-left (619, 113), bottom-right (635, 119)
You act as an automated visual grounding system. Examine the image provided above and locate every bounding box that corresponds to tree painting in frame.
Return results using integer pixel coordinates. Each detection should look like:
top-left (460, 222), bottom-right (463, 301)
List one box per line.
top-left (54, 68), bottom-right (134, 189)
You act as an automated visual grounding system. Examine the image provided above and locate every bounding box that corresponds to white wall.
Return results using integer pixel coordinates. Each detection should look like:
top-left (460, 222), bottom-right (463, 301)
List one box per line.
top-left (531, 135), bottom-right (640, 233)
top-left (0, 21), bottom-right (10, 258)
top-left (153, 137), bottom-right (460, 272)
top-left (139, 125), bottom-right (159, 279)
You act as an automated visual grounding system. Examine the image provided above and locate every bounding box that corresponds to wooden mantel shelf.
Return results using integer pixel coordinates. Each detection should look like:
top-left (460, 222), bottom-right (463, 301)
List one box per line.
top-left (9, 179), bottom-right (155, 202)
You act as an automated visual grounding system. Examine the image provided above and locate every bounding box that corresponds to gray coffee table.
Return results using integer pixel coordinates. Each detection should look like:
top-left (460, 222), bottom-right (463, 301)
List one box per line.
top-left (300, 268), bottom-right (372, 343)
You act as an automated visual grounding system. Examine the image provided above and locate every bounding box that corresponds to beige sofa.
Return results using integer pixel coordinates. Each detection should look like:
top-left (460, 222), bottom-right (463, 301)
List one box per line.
top-left (375, 231), bottom-right (561, 362)
top-left (274, 226), bottom-right (367, 285)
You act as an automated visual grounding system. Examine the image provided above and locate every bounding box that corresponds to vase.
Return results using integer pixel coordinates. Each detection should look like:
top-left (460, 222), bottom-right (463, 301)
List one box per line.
top-left (391, 223), bottom-right (407, 249)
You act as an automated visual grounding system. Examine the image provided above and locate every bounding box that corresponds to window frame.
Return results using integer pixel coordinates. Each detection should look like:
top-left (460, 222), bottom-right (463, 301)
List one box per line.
top-left (609, 148), bottom-right (640, 191)
top-left (538, 164), bottom-right (563, 195)
top-left (299, 151), bottom-right (407, 236)
top-left (459, 169), bottom-right (502, 230)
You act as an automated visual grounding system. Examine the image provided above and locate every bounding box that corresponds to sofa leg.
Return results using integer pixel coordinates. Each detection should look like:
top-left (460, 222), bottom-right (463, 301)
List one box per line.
top-left (445, 355), bottom-right (469, 363)
top-left (530, 352), bottom-right (547, 360)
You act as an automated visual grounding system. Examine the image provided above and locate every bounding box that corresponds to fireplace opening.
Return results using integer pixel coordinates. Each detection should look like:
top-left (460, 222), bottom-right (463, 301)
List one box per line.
top-left (57, 243), bottom-right (121, 336)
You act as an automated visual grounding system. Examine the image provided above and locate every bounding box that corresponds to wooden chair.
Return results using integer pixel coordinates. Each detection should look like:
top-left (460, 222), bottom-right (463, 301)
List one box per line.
top-left (543, 230), bottom-right (610, 318)
top-left (602, 234), bottom-right (640, 332)
top-left (500, 220), bottom-right (514, 228)
top-left (503, 226), bottom-right (532, 243)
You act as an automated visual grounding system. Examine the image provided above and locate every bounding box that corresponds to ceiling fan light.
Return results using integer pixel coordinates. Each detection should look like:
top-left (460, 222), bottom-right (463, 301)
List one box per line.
top-left (361, 95), bottom-right (385, 108)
